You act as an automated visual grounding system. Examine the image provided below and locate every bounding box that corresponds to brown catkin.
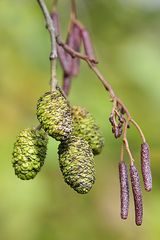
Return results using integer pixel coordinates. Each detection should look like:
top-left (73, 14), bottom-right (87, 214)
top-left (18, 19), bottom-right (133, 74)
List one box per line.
top-left (119, 161), bottom-right (129, 220)
top-left (130, 165), bottom-right (143, 226)
top-left (141, 142), bottom-right (152, 192)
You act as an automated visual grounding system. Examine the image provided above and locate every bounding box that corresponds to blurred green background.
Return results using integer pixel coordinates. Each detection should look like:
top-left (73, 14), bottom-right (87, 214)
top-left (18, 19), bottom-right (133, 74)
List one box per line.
top-left (0, 0), bottom-right (160, 239)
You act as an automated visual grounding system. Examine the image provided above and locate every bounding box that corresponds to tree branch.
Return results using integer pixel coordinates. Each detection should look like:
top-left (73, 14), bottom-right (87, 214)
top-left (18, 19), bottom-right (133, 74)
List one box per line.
top-left (37, 0), bottom-right (58, 91)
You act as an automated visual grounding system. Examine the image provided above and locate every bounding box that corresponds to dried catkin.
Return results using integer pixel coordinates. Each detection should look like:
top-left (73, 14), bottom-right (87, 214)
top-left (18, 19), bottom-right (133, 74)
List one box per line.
top-left (119, 161), bottom-right (129, 220)
top-left (130, 165), bottom-right (143, 226)
top-left (37, 89), bottom-right (72, 141)
top-left (141, 142), bottom-right (152, 192)
top-left (58, 136), bottom-right (95, 194)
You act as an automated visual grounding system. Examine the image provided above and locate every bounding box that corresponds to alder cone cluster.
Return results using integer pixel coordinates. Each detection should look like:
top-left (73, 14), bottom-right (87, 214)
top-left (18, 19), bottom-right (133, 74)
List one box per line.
top-left (12, 88), bottom-right (104, 194)
top-left (58, 136), bottom-right (95, 194)
top-left (12, 128), bottom-right (48, 180)
top-left (37, 89), bottom-right (72, 141)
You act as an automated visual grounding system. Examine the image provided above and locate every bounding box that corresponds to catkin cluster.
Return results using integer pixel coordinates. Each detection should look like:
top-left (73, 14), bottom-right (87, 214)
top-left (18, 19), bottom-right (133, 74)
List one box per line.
top-left (119, 142), bottom-right (152, 226)
top-left (12, 88), bottom-right (104, 194)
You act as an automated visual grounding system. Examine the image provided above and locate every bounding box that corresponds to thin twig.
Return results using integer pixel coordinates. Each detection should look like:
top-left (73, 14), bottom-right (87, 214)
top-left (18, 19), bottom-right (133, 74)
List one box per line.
top-left (123, 119), bottom-right (134, 165)
top-left (120, 143), bottom-right (124, 162)
top-left (71, 0), bottom-right (77, 20)
top-left (130, 119), bottom-right (146, 143)
top-left (37, 0), bottom-right (58, 91)
top-left (56, 36), bottom-right (98, 64)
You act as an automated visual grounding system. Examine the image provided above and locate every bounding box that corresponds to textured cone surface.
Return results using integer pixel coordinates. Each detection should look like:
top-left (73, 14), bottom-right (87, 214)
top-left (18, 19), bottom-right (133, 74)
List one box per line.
top-left (37, 90), bottom-right (72, 141)
top-left (71, 106), bottom-right (104, 155)
top-left (58, 136), bottom-right (95, 194)
top-left (12, 128), bottom-right (48, 180)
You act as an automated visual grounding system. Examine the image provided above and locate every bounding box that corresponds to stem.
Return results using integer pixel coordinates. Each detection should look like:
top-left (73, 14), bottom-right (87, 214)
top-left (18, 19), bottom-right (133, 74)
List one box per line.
top-left (56, 36), bottom-right (98, 64)
top-left (123, 118), bottom-right (134, 165)
top-left (37, 0), bottom-right (58, 91)
top-left (130, 119), bottom-right (146, 143)
top-left (120, 144), bottom-right (124, 162)
top-left (71, 0), bottom-right (77, 20)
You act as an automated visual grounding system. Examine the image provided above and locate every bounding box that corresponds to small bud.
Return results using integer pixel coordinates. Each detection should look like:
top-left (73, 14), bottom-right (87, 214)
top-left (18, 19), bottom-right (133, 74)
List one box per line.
top-left (114, 126), bottom-right (123, 139)
top-left (119, 161), bottom-right (129, 220)
top-left (130, 165), bottom-right (143, 226)
top-left (109, 114), bottom-right (114, 126)
top-left (118, 115), bottom-right (124, 124)
top-left (141, 142), bottom-right (152, 192)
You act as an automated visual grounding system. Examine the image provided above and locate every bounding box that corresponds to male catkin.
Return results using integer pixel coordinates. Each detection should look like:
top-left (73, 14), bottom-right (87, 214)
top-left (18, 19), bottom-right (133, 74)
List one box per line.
top-left (141, 142), bottom-right (152, 192)
top-left (130, 165), bottom-right (143, 226)
top-left (119, 161), bottom-right (129, 220)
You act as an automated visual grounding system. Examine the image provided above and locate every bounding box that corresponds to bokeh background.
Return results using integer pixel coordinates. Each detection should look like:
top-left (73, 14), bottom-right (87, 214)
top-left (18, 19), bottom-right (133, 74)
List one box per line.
top-left (1, 0), bottom-right (160, 239)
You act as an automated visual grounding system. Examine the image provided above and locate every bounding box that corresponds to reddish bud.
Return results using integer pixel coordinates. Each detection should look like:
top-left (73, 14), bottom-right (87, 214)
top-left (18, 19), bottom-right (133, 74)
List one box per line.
top-left (62, 73), bottom-right (72, 96)
top-left (119, 161), bottom-right (129, 220)
top-left (66, 23), bottom-right (81, 76)
top-left (81, 28), bottom-right (95, 60)
top-left (141, 142), bottom-right (152, 192)
top-left (130, 165), bottom-right (143, 226)
top-left (50, 11), bottom-right (69, 74)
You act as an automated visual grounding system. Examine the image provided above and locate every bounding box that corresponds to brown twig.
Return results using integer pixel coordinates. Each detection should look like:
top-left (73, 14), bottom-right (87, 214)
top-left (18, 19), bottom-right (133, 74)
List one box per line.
top-left (56, 36), bottom-right (98, 64)
top-left (130, 119), bottom-right (146, 143)
top-left (123, 118), bottom-right (134, 165)
top-left (120, 144), bottom-right (124, 162)
top-left (71, 0), bottom-right (77, 20)
top-left (37, 0), bottom-right (58, 91)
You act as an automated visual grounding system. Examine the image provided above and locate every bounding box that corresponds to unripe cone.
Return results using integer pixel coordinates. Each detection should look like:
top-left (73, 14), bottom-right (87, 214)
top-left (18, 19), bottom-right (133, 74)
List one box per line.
top-left (58, 136), bottom-right (95, 194)
top-left (37, 89), bottom-right (72, 141)
top-left (12, 128), bottom-right (48, 180)
top-left (71, 106), bottom-right (104, 155)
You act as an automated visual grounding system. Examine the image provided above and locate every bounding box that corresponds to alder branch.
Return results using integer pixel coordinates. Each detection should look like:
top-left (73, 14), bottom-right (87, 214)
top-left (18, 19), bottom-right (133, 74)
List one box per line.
top-left (37, 0), bottom-right (146, 164)
top-left (37, 0), bottom-right (57, 91)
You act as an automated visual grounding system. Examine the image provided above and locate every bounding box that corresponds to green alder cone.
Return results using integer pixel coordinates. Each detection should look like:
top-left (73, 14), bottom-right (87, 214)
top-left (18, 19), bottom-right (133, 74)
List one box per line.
top-left (58, 136), bottom-right (95, 194)
top-left (12, 128), bottom-right (48, 180)
top-left (37, 89), bottom-right (72, 141)
top-left (71, 106), bottom-right (104, 155)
